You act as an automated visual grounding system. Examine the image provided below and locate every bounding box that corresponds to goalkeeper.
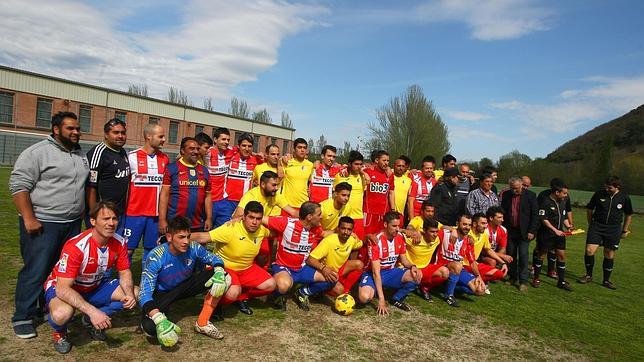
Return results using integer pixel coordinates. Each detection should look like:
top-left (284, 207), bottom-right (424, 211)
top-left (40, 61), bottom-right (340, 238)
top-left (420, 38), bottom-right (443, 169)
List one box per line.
top-left (140, 216), bottom-right (230, 346)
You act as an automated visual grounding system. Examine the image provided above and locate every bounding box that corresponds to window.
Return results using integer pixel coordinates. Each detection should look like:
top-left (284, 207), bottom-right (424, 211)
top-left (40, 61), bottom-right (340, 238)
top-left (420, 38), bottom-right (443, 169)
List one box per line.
top-left (115, 111), bottom-right (127, 123)
top-left (78, 105), bottom-right (92, 133)
top-left (234, 132), bottom-right (241, 146)
top-left (283, 140), bottom-right (289, 155)
top-left (36, 98), bottom-right (53, 128)
top-left (253, 135), bottom-right (260, 153)
top-left (271, 137), bottom-right (277, 146)
top-left (169, 121), bottom-right (179, 144)
top-left (148, 117), bottom-right (159, 125)
top-left (0, 91), bottom-right (13, 124)
top-left (195, 125), bottom-right (204, 135)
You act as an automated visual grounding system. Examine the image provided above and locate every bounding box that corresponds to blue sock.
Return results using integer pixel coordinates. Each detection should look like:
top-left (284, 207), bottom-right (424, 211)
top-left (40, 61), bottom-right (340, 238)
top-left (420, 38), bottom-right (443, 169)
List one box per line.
top-left (446, 273), bottom-right (459, 297)
top-left (392, 281), bottom-right (418, 301)
top-left (455, 284), bottom-right (474, 295)
top-left (301, 281), bottom-right (335, 296)
top-left (48, 314), bottom-right (67, 333)
top-left (99, 301), bottom-right (124, 316)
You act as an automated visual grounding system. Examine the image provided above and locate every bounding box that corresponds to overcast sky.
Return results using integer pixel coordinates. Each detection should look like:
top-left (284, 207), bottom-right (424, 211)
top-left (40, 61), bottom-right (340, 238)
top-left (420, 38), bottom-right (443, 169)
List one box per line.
top-left (1, 0), bottom-right (643, 161)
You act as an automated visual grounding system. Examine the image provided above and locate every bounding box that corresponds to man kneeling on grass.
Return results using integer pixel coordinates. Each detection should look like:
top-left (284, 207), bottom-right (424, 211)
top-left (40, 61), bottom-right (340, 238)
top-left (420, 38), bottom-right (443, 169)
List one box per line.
top-left (44, 201), bottom-right (138, 354)
top-left (140, 216), bottom-right (230, 347)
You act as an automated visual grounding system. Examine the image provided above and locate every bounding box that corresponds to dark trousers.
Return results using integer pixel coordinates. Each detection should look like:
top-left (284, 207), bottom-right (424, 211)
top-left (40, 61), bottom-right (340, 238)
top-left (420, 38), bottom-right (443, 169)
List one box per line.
top-left (12, 217), bottom-right (82, 323)
top-left (141, 269), bottom-right (213, 336)
top-left (507, 228), bottom-right (530, 284)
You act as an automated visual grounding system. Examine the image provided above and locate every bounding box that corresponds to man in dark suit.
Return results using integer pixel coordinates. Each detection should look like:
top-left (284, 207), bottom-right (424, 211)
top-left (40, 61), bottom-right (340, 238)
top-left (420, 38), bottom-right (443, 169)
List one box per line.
top-left (500, 176), bottom-right (539, 291)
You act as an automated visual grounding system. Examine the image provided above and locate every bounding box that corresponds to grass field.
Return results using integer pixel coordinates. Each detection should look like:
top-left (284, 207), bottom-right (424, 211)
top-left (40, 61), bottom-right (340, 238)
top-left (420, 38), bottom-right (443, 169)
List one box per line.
top-left (1, 167), bottom-right (642, 361)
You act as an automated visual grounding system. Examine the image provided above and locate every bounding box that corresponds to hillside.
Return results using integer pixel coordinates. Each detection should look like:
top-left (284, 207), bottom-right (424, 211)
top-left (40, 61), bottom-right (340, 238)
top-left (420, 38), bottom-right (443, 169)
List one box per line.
top-left (546, 104), bottom-right (644, 163)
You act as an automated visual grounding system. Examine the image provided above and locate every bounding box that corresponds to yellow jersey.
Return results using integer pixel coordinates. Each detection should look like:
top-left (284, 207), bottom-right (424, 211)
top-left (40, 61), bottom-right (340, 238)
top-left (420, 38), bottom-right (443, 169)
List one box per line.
top-left (252, 163), bottom-right (278, 185)
top-left (208, 221), bottom-right (271, 271)
top-left (309, 234), bottom-right (363, 270)
top-left (333, 172), bottom-right (365, 219)
top-left (238, 186), bottom-right (288, 216)
top-left (464, 229), bottom-right (491, 266)
top-left (393, 174), bottom-right (412, 214)
top-left (408, 216), bottom-right (443, 231)
top-left (404, 234), bottom-right (440, 269)
top-left (320, 198), bottom-right (345, 231)
top-left (280, 158), bottom-right (314, 208)
top-left (433, 169), bottom-right (444, 181)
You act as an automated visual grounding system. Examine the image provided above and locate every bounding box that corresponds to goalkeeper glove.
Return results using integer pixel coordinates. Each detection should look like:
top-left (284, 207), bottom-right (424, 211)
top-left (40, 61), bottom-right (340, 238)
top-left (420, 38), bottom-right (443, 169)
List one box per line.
top-left (151, 312), bottom-right (181, 347)
top-left (205, 266), bottom-right (231, 297)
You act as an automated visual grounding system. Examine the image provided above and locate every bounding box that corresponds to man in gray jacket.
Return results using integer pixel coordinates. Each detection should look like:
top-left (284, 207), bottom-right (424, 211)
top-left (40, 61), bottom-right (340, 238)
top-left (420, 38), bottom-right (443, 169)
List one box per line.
top-left (10, 111), bottom-right (89, 338)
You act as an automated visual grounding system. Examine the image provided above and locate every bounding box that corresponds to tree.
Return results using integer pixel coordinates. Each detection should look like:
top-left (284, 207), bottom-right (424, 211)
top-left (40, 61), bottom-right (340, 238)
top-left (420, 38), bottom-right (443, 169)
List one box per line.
top-left (167, 87), bottom-right (191, 106)
top-left (336, 141), bottom-right (352, 164)
top-left (316, 135), bottom-right (327, 156)
top-left (203, 97), bottom-right (215, 111)
top-left (477, 157), bottom-right (495, 172)
top-left (366, 85), bottom-right (449, 167)
top-left (230, 97), bottom-right (250, 119)
top-left (307, 138), bottom-right (317, 161)
top-left (498, 150), bottom-right (532, 179)
top-left (252, 108), bottom-right (272, 124)
top-left (281, 111), bottom-right (293, 128)
top-left (127, 83), bottom-right (148, 97)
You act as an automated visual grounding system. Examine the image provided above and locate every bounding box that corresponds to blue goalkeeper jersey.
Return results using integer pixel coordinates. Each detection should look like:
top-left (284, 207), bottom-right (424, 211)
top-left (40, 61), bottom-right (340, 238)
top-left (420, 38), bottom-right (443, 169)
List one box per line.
top-left (139, 241), bottom-right (224, 307)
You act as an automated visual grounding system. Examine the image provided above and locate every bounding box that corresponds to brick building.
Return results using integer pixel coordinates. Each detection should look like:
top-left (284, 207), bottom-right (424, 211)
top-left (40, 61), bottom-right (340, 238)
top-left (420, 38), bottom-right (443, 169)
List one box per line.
top-left (0, 65), bottom-right (294, 163)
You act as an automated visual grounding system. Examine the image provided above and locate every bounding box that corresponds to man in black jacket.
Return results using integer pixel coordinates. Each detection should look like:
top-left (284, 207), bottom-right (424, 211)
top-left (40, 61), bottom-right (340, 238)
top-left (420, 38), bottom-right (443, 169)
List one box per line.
top-left (500, 176), bottom-right (539, 291)
top-left (430, 167), bottom-right (459, 226)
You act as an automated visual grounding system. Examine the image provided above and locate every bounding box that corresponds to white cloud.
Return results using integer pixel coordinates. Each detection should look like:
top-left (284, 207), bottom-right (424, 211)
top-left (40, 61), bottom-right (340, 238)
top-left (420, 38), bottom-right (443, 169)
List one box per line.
top-left (491, 75), bottom-right (644, 137)
top-left (416, 0), bottom-right (555, 40)
top-left (445, 110), bottom-right (492, 122)
top-left (0, 0), bottom-right (328, 104)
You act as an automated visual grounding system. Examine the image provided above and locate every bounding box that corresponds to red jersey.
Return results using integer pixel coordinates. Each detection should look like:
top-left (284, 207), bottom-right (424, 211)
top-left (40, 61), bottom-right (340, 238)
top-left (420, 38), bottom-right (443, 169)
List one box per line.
top-left (487, 224), bottom-right (508, 251)
top-left (268, 216), bottom-right (324, 270)
top-left (309, 164), bottom-right (341, 203)
top-left (409, 173), bottom-right (437, 216)
top-left (205, 147), bottom-right (236, 201)
top-left (437, 229), bottom-right (475, 264)
top-left (44, 229), bottom-right (129, 293)
top-left (363, 168), bottom-right (394, 215)
top-left (125, 148), bottom-right (169, 216)
top-left (223, 154), bottom-right (262, 201)
top-left (163, 159), bottom-right (211, 230)
top-left (368, 231), bottom-right (406, 270)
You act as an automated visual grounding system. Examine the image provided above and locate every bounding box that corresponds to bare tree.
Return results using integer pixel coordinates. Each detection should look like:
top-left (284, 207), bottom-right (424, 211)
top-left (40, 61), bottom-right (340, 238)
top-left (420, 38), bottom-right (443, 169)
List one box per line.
top-left (167, 87), bottom-right (191, 106)
top-left (281, 111), bottom-right (294, 128)
top-left (127, 83), bottom-right (148, 97)
top-left (252, 108), bottom-right (272, 124)
top-left (230, 97), bottom-right (250, 118)
top-left (203, 97), bottom-right (215, 111)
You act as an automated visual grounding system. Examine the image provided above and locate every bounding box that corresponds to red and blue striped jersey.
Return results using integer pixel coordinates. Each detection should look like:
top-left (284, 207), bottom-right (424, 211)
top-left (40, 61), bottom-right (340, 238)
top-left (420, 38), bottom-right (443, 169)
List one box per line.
top-left (163, 158), bottom-right (211, 229)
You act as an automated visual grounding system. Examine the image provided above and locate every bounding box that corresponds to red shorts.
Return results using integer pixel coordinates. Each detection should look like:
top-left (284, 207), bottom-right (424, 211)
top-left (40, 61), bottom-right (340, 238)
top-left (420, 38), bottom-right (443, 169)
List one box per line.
top-left (226, 264), bottom-right (272, 289)
top-left (364, 213), bottom-right (384, 235)
top-left (420, 264), bottom-right (444, 283)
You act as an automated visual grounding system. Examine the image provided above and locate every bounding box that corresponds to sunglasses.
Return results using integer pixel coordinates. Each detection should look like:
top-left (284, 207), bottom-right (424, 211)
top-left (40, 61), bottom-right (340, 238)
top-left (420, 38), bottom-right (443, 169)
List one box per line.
top-left (107, 118), bottom-right (127, 127)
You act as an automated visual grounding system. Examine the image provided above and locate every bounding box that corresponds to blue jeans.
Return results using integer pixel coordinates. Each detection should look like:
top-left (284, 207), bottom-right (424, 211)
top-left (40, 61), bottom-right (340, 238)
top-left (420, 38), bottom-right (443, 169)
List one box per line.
top-left (507, 228), bottom-right (531, 284)
top-left (12, 217), bottom-right (82, 323)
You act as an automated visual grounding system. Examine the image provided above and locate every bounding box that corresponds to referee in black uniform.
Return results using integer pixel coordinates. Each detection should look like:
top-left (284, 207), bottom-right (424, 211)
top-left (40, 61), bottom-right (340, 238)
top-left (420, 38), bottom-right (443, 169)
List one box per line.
top-left (578, 176), bottom-right (633, 289)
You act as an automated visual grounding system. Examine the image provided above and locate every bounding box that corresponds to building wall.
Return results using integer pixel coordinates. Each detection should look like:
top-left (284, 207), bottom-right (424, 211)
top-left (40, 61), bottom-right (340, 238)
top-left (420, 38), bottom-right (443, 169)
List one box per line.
top-left (0, 66), bottom-right (295, 164)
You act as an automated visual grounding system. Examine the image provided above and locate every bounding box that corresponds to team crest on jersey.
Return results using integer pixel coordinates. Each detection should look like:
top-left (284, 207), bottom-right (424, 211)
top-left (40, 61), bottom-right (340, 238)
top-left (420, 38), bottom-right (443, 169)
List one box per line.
top-left (199, 180), bottom-right (206, 187)
top-left (190, 169), bottom-right (196, 177)
top-left (58, 253), bottom-right (69, 273)
top-left (617, 204), bottom-right (622, 209)
top-left (90, 170), bottom-right (98, 183)
top-left (185, 259), bottom-right (193, 266)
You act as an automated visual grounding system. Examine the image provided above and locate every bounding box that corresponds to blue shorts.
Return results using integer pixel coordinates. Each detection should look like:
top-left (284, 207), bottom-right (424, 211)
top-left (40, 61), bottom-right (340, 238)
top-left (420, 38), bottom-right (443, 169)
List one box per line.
top-left (45, 278), bottom-right (120, 308)
top-left (270, 264), bottom-right (316, 284)
top-left (121, 215), bottom-right (159, 250)
top-left (213, 199), bottom-right (238, 228)
top-left (359, 268), bottom-right (407, 290)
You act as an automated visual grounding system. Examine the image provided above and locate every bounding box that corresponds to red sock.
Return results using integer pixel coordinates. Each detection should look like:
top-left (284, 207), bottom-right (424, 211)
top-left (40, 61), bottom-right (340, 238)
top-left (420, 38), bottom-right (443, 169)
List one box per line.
top-left (248, 288), bottom-right (273, 298)
top-left (221, 295), bottom-right (237, 305)
top-left (341, 270), bottom-right (362, 294)
top-left (429, 275), bottom-right (448, 288)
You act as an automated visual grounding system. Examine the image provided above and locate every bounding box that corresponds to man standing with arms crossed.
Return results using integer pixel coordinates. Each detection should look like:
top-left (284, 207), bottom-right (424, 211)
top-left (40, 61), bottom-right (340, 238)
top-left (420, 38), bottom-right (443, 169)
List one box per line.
top-left (11, 111), bottom-right (89, 339)
top-left (363, 150), bottom-right (396, 238)
top-left (310, 145), bottom-right (341, 203)
top-left (205, 127), bottom-right (236, 227)
top-left (123, 123), bottom-right (169, 262)
top-left (252, 144), bottom-right (280, 186)
top-left (578, 176), bottom-right (633, 289)
top-left (392, 156), bottom-right (412, 223)
top-left (334, 150), bottom-right (369, 240)
top-left (279, 138), bottom-right (314, 211)
top-left (408, 155), bottom-right (437, 219)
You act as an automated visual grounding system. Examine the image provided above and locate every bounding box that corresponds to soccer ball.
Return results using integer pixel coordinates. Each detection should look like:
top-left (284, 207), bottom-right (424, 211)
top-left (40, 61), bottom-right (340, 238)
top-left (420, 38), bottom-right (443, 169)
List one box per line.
top-left (334, 293), bottom-right (355, 316)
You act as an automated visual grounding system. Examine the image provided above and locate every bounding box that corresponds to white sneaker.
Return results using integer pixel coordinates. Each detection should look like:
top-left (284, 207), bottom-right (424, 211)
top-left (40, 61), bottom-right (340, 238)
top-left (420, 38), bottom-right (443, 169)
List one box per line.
top-left (484, 285), bottom-right (491, 295)
top-left (194, 321), bottom-right (223, 340)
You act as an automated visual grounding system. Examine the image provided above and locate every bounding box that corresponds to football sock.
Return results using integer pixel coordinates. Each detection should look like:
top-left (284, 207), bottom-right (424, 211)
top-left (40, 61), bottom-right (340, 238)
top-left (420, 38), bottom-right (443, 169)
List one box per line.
top-left (556, 260), bottom-right (566, 284)
top-left (99, 301), bottom-right (124, 316)
top-left (446, 273), bottom-right (459, 297)
top-left (585, 254), bottom-right (595, 277)
top-left (532, 256), bottom-right (543, 279)
top-left (547, 250), bottom-right (557, 274)
top-left (392, 281), bottom-right (417, 301)
top-left (248, 287), bottom-right (273, 298)
top-left (341, 270), bottom-right (362, 294)
top-left (603, 258), bottom-right (614, 282)
top-left (302, 281), bottom-right (335, 296)
top-left (47, 314), bottom-right (67, 333)
top-left (197, 294), bottom-right (216, 327)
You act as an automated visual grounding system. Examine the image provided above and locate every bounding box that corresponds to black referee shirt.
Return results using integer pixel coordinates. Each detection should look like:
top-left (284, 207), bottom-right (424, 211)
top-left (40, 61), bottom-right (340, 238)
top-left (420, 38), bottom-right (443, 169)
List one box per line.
top-left (87, 142), bottom-right (130, 214)
top-left (538, 195), bottom-right (567, 238)
top-left (586, 189), bottom-right (633, 226)
top-left (537, 189), bottom-right (571, 212)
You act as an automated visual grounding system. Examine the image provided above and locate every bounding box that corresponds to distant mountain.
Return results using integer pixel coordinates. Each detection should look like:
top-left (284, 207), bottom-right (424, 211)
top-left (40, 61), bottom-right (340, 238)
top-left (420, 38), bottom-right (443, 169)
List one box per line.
top-left (546, 105), bottom-right (644, 163)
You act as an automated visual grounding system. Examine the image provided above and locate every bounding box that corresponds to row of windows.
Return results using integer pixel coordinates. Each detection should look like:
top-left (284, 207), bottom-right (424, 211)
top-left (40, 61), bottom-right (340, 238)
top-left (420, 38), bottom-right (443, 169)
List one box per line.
top-left (0, 92), bottom-right (288, 148)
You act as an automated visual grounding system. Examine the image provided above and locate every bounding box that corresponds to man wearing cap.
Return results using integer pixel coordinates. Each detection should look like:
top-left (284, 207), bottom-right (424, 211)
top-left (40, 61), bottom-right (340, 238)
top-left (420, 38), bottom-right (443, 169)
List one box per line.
top-left (430, 167), bottom-right (460, 226)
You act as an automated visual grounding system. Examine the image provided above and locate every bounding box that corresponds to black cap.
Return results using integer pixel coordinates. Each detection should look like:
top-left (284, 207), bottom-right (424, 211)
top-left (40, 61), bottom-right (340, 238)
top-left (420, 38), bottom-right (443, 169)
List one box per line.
top-left (444, 167), bottom-right (459, 177)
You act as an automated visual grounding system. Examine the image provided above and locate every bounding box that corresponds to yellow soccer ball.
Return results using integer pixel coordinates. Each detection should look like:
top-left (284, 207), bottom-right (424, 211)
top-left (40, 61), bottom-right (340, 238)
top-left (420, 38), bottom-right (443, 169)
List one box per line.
top-left (334, 293), bottom-right (355, 316)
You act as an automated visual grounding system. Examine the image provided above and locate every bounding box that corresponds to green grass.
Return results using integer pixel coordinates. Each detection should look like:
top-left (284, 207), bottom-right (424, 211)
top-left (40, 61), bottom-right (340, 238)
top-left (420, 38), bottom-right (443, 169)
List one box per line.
top-left (1, 167), bottom-right (642, 360)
